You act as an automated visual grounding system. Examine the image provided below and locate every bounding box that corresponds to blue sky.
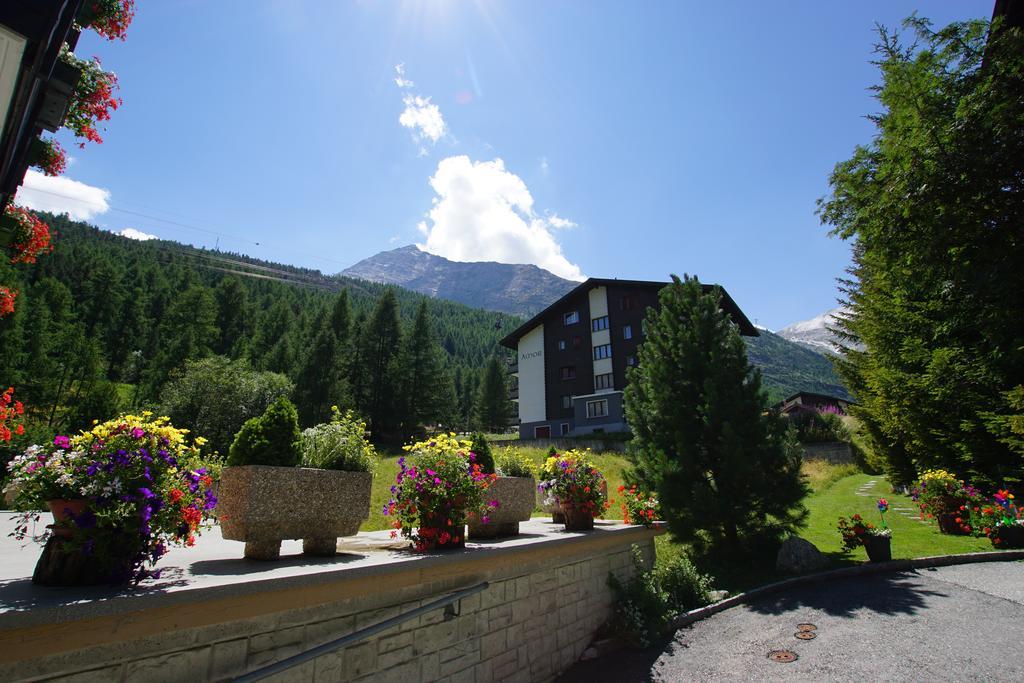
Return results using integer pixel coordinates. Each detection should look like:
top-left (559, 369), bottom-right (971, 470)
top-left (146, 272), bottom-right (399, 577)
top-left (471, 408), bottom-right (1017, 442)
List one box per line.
top-left (17, 1), bottom-right (992, 330)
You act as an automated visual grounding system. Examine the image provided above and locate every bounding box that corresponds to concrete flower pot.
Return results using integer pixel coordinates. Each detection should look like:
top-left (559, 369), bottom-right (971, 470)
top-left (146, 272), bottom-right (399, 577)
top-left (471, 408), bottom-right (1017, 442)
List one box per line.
top-left (467, 476), bottom-right (537, 540)
top-left (218, 466), bottom-right (372, 560)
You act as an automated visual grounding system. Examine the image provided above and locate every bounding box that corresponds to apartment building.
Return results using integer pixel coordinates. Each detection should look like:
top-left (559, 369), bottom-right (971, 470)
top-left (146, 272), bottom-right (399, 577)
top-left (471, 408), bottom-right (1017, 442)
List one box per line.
top-left (499, 278), bottom-right (757, 439)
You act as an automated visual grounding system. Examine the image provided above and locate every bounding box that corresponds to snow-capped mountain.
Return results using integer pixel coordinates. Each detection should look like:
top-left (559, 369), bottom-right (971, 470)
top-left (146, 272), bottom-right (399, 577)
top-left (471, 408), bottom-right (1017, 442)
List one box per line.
top-left (776, 308), bottom-right (848, 355)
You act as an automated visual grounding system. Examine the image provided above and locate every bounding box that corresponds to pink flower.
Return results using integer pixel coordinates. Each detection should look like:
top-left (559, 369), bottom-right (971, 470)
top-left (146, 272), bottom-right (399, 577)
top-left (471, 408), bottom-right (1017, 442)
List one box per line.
top-left (131, 427), bottom-right (145, 439)
top-left (53, 435), bottom-right (70, 449)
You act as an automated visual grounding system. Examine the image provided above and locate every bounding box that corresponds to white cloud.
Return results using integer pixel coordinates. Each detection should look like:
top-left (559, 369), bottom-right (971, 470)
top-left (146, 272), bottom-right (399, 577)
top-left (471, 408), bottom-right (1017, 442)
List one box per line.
top-left (399, 94), bottom-right (446, 146)
top-left (416, 155), bottom-right (585, 281)
top-left (546, 214), bottom-right (577, 230)
top-left (394, 63), bottom-right (414, 88)
top-left (539, 157), bottom-right (549, 175)
top-left (15, 170), bottom-right (110, 221)
top-left (118, 227), bottom-right (157, 241)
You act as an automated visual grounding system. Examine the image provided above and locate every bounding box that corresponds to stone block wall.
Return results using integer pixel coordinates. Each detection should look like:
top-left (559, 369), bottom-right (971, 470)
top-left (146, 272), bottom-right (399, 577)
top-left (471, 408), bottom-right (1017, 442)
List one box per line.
top-left (2, 530), bottom-right (656, 683)
top-left (801, 441), bottom-right (855, 464)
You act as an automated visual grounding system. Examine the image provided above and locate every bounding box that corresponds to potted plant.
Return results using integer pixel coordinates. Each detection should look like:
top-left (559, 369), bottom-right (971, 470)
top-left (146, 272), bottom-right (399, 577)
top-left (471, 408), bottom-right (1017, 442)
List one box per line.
top-left (59, 48), bottom-right (121, 147)
top-left (385, 434), bottom-right (496, 551)
top-left (539, 449), bottom-right (609, 532)
top-left (837, 500), bottom-right (892, 563)
top-left (618, 484), bottom-right (659, 527)
top-left (4, 413), bottom-right (218, 585)
top-left (977, 490), bottom-right (1024, 549)
top-left (1, 205), bottom-right (53, 264)
top-left (467, 442), bottom-right (537, 540)
top-left (76, 0), bottom-right (136, 41)
top-left (218, 401), bottom-right (375, 560)
top-left (27, 138), bottom-right (67, 177)
top-left (538, 450), bottom-right (566, 523)
top-left (912, 469), bottom-right (980, 534)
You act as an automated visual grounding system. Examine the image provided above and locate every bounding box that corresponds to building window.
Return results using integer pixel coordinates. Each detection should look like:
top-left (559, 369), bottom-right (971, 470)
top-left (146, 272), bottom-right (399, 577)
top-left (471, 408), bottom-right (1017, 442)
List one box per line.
top-left (595, 373), bottom-right (614, 391)
top-left (623, 325), bottom-right (633, 340)
top-left (557, 339), bottom-right (567, 351)
top-left (560, 366), bottom-right (576, 380)
top-left (561, 395), bottom-right (572, 409)
top-left (586, 399), bottom-right (608, 419)
top-left (563, 310), bottom-right (579, 326)
top-left (593, 344), bottom-right (612, 360)
top-left (620, 296), bottom-right (637, 311)
top-left (591, 315), bottom-right (609, 332)
top-left (626, 355), bottom-right (638, 367)
top-left (560, 423), bottom-right (570, 436)
top-left (572, 335), bottom-right (582, 349)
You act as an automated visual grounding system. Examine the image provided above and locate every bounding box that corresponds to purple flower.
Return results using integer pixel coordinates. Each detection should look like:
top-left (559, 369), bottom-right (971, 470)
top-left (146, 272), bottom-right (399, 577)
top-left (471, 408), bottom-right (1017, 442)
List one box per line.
top-left (53, 435), bottom-right (70, 449)
top-left (138, 487), bottom-right (155, 499)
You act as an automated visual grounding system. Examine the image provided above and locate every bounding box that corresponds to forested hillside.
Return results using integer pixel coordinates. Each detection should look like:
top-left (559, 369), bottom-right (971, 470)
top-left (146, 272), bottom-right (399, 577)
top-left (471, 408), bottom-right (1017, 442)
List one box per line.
top-left (0, 214), bottom-right (513, 450)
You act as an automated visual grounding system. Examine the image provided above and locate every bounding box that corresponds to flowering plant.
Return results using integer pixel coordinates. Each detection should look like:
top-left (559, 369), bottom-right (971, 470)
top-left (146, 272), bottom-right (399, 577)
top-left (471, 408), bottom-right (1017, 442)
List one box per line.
top-left (4, 413), bottom-right (219, 583)
top-left (3, 205), bottom-right (53, 265)
top-left (384, 434), bottom-right (497, 551)
top-left (911, 469), bottom-right (981, 518)
top-left (30, 138), bottom-right (67, 176)
top-left (77, 0), bottom-right (136, 41)
top-left (0, 286), bottom-right (14, 318)
top-left (60, 49), bottom-right (121, 147)
top-left (837, 513), bottom-right (891, 552)
top-left (538, 449), bottom-right (608, 516)
top-left (618, 484), bottom-right (658, 527)
top-left (0, 387), bottom-right (25, 442)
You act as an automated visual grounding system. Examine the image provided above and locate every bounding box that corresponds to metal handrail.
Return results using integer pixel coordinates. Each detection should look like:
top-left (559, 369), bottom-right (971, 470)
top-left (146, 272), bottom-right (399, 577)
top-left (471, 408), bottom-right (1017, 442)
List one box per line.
top-left (233, 581), bottom-right (490, 682)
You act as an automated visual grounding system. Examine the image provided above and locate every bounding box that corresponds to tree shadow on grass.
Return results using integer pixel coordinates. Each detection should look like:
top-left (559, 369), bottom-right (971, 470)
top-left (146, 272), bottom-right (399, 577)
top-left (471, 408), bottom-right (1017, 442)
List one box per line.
top-left (745, 569), bottom-right (948, 618)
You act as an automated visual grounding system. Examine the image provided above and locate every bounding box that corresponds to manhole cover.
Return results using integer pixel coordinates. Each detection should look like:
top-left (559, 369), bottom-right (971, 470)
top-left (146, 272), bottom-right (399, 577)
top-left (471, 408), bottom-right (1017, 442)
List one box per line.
top-left (767, 650), bottom-right (798, 663)
top-left (796, 623), bottom-right (817, 632)
top-left (795, 631), bottom-right (817, 640)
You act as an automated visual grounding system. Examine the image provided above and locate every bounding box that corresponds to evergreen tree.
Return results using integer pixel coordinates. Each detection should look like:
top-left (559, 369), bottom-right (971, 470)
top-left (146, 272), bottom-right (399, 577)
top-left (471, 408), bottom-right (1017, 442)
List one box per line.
top-left (214, 276), bottom-right (250, 357)
top-left (329, 289), bottom-right (351, 343)
top-left (474, 356), bottom-right (511, 432)
top-left (399, 301), bottom-right (456, 434)
top-left (623, 275), bottom-right (808, 556)
top-left (358, 289), bottom-right (403, 437)
top-left (294, 324), bottom-right (343, 426)
top-left (819, 17), bottom-right (1024, 488)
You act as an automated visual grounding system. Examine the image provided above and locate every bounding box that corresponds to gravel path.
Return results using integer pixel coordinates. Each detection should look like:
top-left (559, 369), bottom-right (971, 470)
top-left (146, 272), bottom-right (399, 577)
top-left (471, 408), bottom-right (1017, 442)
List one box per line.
top-left (559, 560), bottom-right (1024, 682)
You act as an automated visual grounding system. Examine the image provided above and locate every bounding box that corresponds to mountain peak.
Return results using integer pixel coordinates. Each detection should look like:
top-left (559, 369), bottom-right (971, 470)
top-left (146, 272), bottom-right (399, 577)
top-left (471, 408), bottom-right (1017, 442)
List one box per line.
top-left (341, 246), bottom-right (575, 316)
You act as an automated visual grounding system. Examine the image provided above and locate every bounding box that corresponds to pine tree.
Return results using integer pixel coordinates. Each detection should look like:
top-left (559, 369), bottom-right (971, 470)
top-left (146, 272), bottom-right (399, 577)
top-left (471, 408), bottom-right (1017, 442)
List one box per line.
top-left (214, 277), bottom-right (250, 357)
top-left (474, 356), bottom-right (511, 432)
top-left (398, 301), bottom-right (456, 435)
top-left (623, 275), bottom-right (808, 556)
top-left (294, 324), bottom-right (342, 426)
top-left (819, 17), bottom-right (1024, 488)
top-left (358, 289), bottom-right (403, 437)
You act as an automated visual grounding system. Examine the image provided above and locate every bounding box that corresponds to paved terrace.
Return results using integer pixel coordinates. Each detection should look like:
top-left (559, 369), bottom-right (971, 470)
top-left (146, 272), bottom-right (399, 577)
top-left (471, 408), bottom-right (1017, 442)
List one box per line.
top-left (0, 515), bottom-right (661, 681)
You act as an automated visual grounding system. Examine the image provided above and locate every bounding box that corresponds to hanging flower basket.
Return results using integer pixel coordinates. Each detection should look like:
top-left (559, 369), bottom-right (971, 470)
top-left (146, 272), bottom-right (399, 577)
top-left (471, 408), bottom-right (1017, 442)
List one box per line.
top-left (58, 49), bottom-right (121, 147)
top-left (2, 205), bottom-right (53, 264)
top-left (76, 0), bottom-right (136, 41)
top-left (27, 138), bottom-right (67, 176)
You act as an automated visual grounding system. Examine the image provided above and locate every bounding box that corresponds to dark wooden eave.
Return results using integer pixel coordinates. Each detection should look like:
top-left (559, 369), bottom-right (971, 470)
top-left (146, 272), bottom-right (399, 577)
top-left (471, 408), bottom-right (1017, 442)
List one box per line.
top-left (499, 277), bottom-right (758, 349)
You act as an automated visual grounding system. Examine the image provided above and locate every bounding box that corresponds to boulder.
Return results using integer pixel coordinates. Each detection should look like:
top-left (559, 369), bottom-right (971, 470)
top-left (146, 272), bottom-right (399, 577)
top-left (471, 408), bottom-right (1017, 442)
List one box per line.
top-left (775, 536), bottom-right (829, 574)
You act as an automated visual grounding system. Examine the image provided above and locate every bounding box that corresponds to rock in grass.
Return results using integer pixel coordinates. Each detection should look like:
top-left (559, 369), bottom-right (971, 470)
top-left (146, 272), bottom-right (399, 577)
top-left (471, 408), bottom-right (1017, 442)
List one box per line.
top-left (776, 536), bottom-right (829, 574)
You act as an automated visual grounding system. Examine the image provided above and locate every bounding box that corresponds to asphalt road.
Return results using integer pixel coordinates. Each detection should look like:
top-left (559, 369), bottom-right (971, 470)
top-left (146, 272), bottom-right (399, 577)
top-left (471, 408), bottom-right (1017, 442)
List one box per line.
top-left (560, 560), bottom-right (1024, 682)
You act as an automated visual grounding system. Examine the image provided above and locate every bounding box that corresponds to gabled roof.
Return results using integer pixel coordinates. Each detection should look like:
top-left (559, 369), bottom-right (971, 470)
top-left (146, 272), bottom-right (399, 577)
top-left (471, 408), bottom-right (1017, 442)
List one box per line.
top-left (499, 277), bottom-right (758, 349)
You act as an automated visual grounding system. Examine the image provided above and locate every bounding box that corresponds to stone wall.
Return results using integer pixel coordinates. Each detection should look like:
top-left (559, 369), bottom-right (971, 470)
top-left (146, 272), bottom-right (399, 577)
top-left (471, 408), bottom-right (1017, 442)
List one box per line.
top-left (801, 440), bottom-right (855, 464)
top-left (1, 523), bottom-right (658, 683)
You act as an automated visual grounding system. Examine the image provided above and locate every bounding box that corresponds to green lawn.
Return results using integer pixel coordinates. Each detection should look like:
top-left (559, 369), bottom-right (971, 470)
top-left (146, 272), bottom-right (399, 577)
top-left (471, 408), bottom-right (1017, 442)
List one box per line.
top-left (360, 445), bottom-right (632, 532)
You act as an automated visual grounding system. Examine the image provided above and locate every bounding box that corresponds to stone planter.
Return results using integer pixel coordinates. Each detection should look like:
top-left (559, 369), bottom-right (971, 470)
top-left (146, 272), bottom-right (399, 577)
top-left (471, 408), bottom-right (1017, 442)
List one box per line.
top-left (542, 498), bottom-right (565, 524)
top-left (863, 534), bottom-right (892, 563)
top-left (467, 476), bottom-right (537, 540)
top-left (218, 466), bottom-right (372, 560)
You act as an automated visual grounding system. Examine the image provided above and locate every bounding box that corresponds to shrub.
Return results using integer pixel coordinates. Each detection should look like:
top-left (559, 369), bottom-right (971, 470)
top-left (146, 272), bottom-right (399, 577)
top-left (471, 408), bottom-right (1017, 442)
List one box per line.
top-left (299, 408), bottom-right (377, 473)
top-left (469, 433), bottom-right (495, 474)
top-left (788, 409), bottom-right (850, 443)
top-left (608, 545), bottom-right (713, 648)
top-left (160, 356), bottom-right (293, 458)
top-left (227, 397), bottom-right (301, 467)
top-left (496, 448), bottom-right (535, 478)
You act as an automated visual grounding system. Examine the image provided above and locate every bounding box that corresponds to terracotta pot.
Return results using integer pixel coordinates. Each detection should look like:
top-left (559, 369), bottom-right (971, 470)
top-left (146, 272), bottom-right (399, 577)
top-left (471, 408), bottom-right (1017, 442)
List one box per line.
top-left (991, 524), bottom-right (1024, 549)
top-left (46, 499), bottom-right (88, 539)
top-left (863, 534), bottom-right (891, 562)
top-left (563, 507), bottom-right (595, 532)
top-left (937, 513), bottom-right (968, 535)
